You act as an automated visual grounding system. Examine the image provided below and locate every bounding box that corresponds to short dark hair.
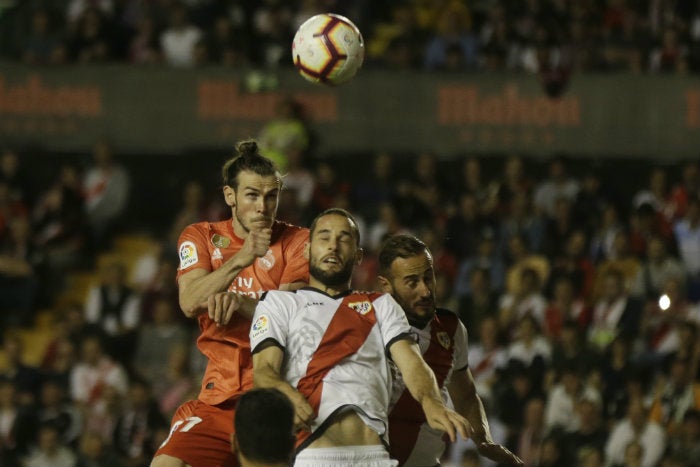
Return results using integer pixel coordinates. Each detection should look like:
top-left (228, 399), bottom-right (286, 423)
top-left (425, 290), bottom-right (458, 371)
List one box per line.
top-left (309, 208), bottom-right (361, 245)
top-left (234, 388), bottom-right (295, 464)
top-left (222, 139), bottom-right (281, 188)
top-left (378, 234), bottom-right (428, 277)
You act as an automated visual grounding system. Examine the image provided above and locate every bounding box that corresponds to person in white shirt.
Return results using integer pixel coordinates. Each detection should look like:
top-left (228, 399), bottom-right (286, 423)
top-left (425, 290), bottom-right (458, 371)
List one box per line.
top-left (69, 334), bottom-right (128, 407)
top-left (544, 366), bottom-right (601, 433)
top-left (160, 4), bottom-right (202, 67)
top-left (23, 423), bottom-right (77, 467)
top-left (604, 397), bottom-right (665, 467)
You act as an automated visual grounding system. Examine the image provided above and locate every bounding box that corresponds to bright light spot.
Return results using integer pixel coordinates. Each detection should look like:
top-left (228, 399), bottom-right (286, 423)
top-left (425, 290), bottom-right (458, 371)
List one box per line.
top-left (658, 294), bottom-right (671, 311)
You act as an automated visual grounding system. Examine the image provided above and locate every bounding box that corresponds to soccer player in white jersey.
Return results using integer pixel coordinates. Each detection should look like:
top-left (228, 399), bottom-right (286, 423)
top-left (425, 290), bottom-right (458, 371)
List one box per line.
top-left (378, 234), bottom-right (523, 467)
top-left (250, 208), bottom-right (470, 467)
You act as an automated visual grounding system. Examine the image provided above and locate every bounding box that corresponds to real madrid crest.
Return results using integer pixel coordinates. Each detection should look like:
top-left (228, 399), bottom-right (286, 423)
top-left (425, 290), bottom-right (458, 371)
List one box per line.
top-left (436, 331), bottom-right (451, 350)
top-left (211, 234), bottom-right (231, 249)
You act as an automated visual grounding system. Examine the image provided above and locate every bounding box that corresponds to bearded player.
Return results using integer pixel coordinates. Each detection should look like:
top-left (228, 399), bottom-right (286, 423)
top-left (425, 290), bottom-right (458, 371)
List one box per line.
top-left (250, 209), bottom-right (470, 467)
top-left (379, 234), bottom-right (523, 467)
top-left (151, 140), bottom-right (309, 467)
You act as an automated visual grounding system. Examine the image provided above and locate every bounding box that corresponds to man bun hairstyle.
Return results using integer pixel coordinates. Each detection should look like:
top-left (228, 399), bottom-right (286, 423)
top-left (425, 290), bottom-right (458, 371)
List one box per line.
top-left (222, 139), bottom-right (281, 188)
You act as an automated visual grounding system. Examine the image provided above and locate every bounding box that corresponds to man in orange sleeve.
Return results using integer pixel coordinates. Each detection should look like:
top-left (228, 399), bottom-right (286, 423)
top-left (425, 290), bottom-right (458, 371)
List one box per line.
top-left (151, 139), bottom-right (309, 467)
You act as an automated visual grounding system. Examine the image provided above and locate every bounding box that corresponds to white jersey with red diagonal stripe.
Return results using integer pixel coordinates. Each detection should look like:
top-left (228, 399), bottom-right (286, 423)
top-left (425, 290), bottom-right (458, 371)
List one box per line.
top-left (388, 309), bottom-right (469, 467)
top-left (250, 287), bottom-right (413, 447)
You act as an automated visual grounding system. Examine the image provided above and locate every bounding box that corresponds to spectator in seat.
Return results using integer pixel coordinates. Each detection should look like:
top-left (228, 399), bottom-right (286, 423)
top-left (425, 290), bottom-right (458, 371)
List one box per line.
top-left (113, 378), bottom-right (168, 467)
top-left (630, 235), bottom-right (685, 302)
top-left (673, 195), bottom-right (700, 302)
top-left (0, 215), bottom-right (41, 328)
top-left (159, 3), bottom-right (202, 67)
top-left (133, 298), bottom-right (189, 396)
top-left (36, 377), bottom-right (83, 447)
top-left (605, 396), bottom-right (665, 467)
top-left (75, 431), bottom-right (124, 467)
top-left (649, 356), bottom-right (700, 436)
top-left (82, 138), bottom-right (130, 250)
top-left (0, 378), bottom-right (37, 465)
top-left (22, 422), bottom-right (77, 467)
top-left (0, 333), bottom-right (42, 406)
top-left (544, 366), bottom-right (601, 434)
top-left (588, 269), bottom-right (643, 352)
top-left (84, 261), bottom-right (141, 366)
top-left (69, 334), bottom-right (128, 410)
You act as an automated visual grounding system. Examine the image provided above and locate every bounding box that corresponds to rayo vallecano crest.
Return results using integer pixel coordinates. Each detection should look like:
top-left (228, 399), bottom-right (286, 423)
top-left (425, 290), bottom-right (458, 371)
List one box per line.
top-left (348, 301), bottom-right (372, 315)
top-left (436, 331), bottom-right (451, 349)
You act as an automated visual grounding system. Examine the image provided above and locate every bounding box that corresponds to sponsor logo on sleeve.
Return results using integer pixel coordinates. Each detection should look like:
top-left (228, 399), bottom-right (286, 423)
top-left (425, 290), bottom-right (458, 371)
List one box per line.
top-left (251, 315), bottom-right (269, 339)
top-left (178, 241), bottom-right (198, 269)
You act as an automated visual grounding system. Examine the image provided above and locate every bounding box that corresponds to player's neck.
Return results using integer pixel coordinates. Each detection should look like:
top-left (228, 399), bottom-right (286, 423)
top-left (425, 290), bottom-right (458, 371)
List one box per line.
top-left (309, 278), bottom-right (351, 297)
top-left (230, 217), bottom-right (249, 239)
top-left (409, 315), bottom-right (433, 329)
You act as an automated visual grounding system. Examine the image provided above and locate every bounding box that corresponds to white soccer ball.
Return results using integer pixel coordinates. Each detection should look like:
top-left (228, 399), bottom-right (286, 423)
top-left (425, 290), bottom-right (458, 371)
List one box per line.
top-left (292, 13), bottom-right (364, 86)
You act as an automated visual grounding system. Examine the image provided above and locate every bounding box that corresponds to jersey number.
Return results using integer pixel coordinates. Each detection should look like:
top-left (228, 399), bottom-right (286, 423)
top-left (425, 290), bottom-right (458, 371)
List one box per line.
top-left (159, 416), bottom-right (203, 448)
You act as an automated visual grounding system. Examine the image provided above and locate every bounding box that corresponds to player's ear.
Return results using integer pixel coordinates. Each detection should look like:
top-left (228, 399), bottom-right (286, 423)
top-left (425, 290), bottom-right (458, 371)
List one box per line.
top-left (303, 241), bottom-right (310, 260)
top-left (223, 186), bottom-right (236, 207)
top-left (355, 247), bottom-right (363, 265)
top-left (377, 275), bottom-right (392, 294)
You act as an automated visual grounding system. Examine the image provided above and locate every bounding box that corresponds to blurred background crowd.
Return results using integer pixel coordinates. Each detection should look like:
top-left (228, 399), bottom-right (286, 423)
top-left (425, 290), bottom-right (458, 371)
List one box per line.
top-left (1, 0), bottom-right (700, 73)
top-left (2, 130), bottom-right (700, 467)
top-left (1, 1), bottom-right (700, 467)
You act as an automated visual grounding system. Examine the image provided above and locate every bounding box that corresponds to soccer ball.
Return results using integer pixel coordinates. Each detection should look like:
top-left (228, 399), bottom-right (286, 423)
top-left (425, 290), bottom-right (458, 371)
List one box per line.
top-left (292, 13), bottom-right (364, 85)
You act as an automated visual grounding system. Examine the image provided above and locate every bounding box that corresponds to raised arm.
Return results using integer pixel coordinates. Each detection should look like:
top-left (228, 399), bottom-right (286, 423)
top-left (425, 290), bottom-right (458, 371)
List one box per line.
top-left (252, 343), bottom-right (315, 431)
top-left (389, 339), bottom-right (470, 442)
top-left (178, 228), bottom-right (271, 316)
top-left (449, 369), bottom-right (523, 465)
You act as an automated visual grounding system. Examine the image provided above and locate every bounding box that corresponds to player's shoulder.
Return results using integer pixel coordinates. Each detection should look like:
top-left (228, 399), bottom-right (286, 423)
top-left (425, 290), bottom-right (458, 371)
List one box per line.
top-left (273, 220), bottom-right (309, 240)
top-left (436, 307), bottom-right (459, 319)
top-left (181, 219), bottom-right (231, 236)
top-left (435, 307), bottom-right (463, 329)
top-left (261, 288), bottom-right (304, 302)
top-left (348, 290), bottom-right (386, 303)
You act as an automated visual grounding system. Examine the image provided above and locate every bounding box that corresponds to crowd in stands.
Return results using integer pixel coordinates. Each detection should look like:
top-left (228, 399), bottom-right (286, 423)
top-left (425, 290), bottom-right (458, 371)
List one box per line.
top-left (2, 118), bottom-right (700, 465)
top-left (1, 0), bottom-right (700, 74)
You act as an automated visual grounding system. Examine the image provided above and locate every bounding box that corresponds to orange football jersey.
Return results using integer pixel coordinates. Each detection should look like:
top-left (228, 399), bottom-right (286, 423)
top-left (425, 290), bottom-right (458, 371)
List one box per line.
top-left (177, 219), bottom-right (309, 405)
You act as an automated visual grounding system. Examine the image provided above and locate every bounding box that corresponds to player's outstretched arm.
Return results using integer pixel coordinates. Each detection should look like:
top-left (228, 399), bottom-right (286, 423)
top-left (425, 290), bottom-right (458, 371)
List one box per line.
top-left (178, 227), bottom-right (272, 316)
top-left (206, 292), bottom-right (259, 325)
top-left (389, 339), bottom-right (471, 442)
top-left (252, 343), bottom-right (315, 432)
top-left (449, 369), bottom-right (524, 465)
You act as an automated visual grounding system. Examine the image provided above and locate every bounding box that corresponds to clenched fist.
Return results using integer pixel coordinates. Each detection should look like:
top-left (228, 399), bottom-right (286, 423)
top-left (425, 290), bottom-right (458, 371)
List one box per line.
top-left (238, 227), bottom-right (272, 266)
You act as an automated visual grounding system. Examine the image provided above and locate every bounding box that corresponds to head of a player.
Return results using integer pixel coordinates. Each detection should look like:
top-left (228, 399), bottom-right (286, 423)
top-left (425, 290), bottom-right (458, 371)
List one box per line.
top-left (306, 208), bottom-right (363, 292)
top-left (231, 388), bottom-right (295, 467)
top-left (222, 139), bottom-right (282, 235)
top-left (378, 234), bottom-right (436, 328)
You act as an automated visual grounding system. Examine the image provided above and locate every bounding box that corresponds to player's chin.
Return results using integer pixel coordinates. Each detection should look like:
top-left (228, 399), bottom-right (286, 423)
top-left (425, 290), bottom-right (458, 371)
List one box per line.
top-left (414, 303), bottom-right (435, 317)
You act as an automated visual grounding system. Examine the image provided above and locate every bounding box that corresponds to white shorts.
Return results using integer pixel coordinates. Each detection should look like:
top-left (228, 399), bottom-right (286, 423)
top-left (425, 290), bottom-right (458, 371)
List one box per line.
top-left (295, 445), bottom-right (398, 467)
